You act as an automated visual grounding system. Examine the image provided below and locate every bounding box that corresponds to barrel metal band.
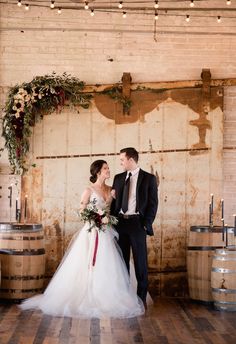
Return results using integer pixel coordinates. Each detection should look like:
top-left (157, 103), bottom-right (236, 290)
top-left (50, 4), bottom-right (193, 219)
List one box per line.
top-left (1, 275), bottom-right (44, 281)
top-left (214, 301), bottom-right (236, 305)
top-left (190, 226), bottom-right (235, 234)
top-left (212, 287), bottom-right (236, 294)
top-left (0, 248), bottom-right (45, 255)
top-left (188, 246), bottom-right (222, 251)
top-left (0, 236), bottom-right (44, 241)
top-left (213, 257), bottom-right (236, 261)
top-left (0, 288), bottom-right (43, 294)
top-left (212, 267), bottom-right (236, 273)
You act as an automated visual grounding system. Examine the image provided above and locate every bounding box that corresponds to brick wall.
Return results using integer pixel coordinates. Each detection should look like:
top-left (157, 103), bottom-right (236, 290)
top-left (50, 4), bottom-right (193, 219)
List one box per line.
top-left (1, 5), bottom-right (236, 149)
top-left (223, 87), bottom-right (236, 226)
top-left (1, 3), bottom-right (236, 296)
top-left (1, 3), bottom-right (236, 218)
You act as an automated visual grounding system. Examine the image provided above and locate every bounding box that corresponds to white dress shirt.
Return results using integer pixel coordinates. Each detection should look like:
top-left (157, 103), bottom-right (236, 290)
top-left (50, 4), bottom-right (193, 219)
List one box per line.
top-left (123, 167), bottom-right (140, 215)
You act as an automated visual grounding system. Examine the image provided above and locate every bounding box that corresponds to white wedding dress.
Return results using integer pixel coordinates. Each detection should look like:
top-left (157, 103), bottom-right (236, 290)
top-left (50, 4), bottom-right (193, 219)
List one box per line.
top-left (20, 189), bottom-right (145, 318)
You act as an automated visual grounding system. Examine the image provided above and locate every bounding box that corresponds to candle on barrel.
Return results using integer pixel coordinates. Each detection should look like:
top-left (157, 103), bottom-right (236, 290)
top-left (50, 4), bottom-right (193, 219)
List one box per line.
top-left (209, 202), bottom-right (212, 227)
top-left (221, 198), bottom-right (224, 219)
top-left (8, 184), bottom-right (13, 208)
top-left (24, 194), bottom-right (28, 221)
top-left (225, 224), bottom-right (228, 247)
top-left (208, 194), bottom-right (214, 227)
top-left (15, 198), bottom-right (18, 221)
top-left (221, 199), bottom-right (225, 242)
top-left (234, 214), bottom-right (236, 236)
top-left (8, 184), bottom-right (13, 222)
top-left (210, 193), bottom-right (214, 217)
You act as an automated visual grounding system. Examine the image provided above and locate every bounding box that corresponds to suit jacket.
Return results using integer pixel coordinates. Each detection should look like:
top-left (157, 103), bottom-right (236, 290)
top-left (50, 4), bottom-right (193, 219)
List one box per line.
top-left (111, 169), bottom-right (158, 236)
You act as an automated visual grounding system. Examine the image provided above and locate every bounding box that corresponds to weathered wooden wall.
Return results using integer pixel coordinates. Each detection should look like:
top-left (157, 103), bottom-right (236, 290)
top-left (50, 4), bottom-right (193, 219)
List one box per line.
top-left (18, 86), bottom-right (223, 296)
top-left (1, 1), bottom-right (235, 296)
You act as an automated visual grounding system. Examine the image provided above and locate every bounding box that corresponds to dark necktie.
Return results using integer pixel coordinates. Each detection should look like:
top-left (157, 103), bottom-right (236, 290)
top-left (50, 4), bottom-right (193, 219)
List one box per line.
top-left (121, 172), bottom-right (132, 213)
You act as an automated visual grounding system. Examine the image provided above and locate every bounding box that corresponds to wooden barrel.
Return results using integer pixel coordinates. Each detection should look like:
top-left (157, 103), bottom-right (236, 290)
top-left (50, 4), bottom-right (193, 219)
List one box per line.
top-left (0, 223), bottom-right (45, 300)
top-left (187, 225), bottom-right (235, 302)
top-left (211, 248), bottom-right (236, 311)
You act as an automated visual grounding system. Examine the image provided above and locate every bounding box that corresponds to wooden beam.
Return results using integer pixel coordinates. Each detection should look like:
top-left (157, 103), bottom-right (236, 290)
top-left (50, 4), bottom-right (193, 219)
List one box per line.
top-left (84, 78), bottom-right (236, 93)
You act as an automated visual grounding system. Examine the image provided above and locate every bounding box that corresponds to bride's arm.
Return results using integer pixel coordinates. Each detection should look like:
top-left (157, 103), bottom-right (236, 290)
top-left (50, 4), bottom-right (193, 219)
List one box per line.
top-left (79, 187), bottom-right (91, 212)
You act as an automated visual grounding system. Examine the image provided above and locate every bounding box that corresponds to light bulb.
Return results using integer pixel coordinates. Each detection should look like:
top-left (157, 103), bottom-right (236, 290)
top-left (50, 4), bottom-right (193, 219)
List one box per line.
top-left (154, 0), bottom-right (159, 9)
top-left (17, 0), bottom-right (22, 7)
top-left (50, 0), bottom-right (55, 9)
top-left (90, 9), bottom-right (94, 16)
top-left (155, 12), bottom-right (158, 20)
top-left (25, 3), bottom-right (29, 10)
top-left (190, 0), bottom-right (194, 7)
top-left (227, 0), bottom-right (231, 5)
top-left (84, 1), bottom-right (89, 10)
top-left (122, 11), bottom-right (126, 18)
top-left (118, 1), bottom-right (123, 9)
top-left (58, 7), bottom-right (61, 14)
top-left (186, 15), bottom-right (190, 22)
top-left (217, 16), bottom-right (221, 23)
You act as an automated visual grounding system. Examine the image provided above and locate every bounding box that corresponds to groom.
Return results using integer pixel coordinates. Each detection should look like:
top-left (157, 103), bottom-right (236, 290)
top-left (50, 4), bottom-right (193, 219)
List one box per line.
top-left (111, 147), bottom-right (158, 307)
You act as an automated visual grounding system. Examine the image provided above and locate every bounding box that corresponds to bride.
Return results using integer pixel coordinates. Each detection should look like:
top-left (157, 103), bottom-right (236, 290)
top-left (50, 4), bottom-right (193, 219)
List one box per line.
top-left (20, 160), bottom-right (145, 318)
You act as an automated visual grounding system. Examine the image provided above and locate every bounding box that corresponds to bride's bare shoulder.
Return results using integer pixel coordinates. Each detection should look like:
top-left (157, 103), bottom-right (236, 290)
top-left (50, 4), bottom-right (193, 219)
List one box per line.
top-left (81, 187), bottom-right (92, 198)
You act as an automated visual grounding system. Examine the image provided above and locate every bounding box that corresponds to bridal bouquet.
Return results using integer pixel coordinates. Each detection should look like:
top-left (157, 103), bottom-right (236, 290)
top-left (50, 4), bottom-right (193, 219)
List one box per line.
top-left (79, 198), bottom-right (118, 232)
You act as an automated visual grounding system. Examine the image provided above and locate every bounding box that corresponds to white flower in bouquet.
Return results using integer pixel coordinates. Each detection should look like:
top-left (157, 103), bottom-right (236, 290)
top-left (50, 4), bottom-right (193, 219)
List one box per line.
top-left (102, 216), bottom-right (109, 224)
top-left (79, 198), bottom-right (118, 232)
top-left (97, 209), bottom-right (104, 216)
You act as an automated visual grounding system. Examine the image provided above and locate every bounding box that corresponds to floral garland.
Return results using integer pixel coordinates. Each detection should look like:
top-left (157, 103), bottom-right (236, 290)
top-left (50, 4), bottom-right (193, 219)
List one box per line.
top-left (2, 72), bottom-right (92, 174)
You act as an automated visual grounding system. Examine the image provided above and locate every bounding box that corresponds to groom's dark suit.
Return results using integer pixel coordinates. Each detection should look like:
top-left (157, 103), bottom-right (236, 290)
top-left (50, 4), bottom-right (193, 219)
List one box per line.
top-left (111, 169), bottom-right (158, 303)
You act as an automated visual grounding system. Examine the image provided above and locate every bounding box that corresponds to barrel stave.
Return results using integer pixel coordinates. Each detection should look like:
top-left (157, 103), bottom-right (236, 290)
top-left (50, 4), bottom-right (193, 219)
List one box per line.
top-left (0, 223), bottom-right (45, 300)
top-left (211, 248), bottom-right (236, 311)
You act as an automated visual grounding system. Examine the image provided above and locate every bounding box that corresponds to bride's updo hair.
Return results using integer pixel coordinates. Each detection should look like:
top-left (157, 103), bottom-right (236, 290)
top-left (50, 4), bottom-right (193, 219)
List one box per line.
top-left (90, 160), bottom-right (107, 183)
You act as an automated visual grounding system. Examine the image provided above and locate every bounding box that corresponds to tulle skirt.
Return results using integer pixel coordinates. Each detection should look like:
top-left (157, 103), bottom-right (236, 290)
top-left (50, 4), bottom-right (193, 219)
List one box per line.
top-left (19, 223), bottom-right (145, 319)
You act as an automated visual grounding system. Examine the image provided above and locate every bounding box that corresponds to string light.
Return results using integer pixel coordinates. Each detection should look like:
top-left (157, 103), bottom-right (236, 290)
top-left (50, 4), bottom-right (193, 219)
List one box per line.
top-left (11, 1), bottom-right (234, 28)
top-left (118, 1), bottom-right (123, 9)
top-left (154, 1), bottom-right (159, 9)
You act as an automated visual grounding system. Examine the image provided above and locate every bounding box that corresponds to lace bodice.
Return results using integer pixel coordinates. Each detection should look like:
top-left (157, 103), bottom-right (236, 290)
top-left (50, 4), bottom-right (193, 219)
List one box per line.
top-left (89, 188), bottom-right (112, 210)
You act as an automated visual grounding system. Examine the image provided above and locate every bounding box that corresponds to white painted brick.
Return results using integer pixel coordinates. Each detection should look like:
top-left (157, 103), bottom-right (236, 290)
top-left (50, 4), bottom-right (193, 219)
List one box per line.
top-left (0, 2), bottom-right (236, 247)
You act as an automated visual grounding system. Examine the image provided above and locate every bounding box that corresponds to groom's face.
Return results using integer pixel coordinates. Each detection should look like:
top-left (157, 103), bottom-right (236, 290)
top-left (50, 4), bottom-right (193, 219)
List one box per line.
top-left (120, 153), bottom-right (132, 171)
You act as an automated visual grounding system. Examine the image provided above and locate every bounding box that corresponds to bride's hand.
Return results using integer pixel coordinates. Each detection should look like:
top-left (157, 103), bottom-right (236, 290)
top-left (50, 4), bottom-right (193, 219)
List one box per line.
top-left (111, 189), bottom-right (116, 199)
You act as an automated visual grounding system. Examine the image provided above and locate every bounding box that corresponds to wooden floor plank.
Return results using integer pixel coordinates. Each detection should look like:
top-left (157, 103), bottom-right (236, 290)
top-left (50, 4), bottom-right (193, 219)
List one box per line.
top-left (69, 319), bottom-right (91, 344)
top-left (42, 338), bottom-right (59, 344)
top-left (100, 318), bottom-right (113, 344)
top-left (1, 298), bottom-right (236, 344)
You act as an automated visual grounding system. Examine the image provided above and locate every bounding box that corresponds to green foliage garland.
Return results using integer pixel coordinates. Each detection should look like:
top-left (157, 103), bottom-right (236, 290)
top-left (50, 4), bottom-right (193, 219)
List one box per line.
top-left (102, 86), bottom-right (132, 113)
top-left (2, 72), bottom-right (92, 174)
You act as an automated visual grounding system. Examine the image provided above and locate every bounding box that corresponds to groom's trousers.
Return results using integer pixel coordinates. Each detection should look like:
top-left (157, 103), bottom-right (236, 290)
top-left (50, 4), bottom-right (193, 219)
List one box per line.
top-left (117, 214), bottom-right (148, 303)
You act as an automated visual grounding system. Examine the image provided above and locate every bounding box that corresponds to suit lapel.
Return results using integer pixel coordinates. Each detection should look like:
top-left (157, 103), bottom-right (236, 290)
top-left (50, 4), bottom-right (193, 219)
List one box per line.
top-left (118, 172), bottom-right (127, 206)
top-left (120, 172), bottom-right (127, 186)
top-left (136, 169), bottom-right (144, 208)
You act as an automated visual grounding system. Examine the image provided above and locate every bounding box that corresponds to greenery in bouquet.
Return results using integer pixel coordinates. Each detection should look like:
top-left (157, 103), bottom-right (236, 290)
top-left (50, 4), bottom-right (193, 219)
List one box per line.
top-left (2, 72), bottom-right (92, 174)
top-left (79, 198), bottom-right (118, 232)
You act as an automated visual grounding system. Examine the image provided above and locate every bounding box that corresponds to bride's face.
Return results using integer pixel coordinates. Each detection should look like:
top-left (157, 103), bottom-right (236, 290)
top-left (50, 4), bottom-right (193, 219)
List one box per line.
top-left (98, 163), bottom-right (110, 180)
